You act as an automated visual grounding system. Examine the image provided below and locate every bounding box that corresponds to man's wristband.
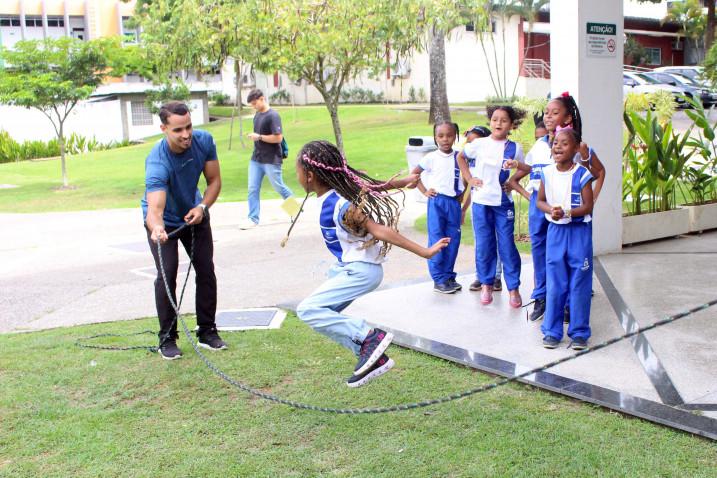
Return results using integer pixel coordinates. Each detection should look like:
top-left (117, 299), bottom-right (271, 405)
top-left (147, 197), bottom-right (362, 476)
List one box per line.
top-left (198, 203), bottom-right (207, 215)
top-left (259, 134), bottom-right (263, 142)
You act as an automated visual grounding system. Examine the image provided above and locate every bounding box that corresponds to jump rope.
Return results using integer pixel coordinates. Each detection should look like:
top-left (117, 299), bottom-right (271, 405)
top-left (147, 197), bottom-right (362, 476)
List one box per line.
top-left (76, 144), bottom-right (715, 413)
top-left (76, 200), bottom-right (717, 414)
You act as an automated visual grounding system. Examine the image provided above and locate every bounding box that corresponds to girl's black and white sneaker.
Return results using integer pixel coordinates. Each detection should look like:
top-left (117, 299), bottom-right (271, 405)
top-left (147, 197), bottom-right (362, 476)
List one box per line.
top-left (346, 354), bottom-right (394, 388)
top-left (354, 328), bottom-right (393, 376)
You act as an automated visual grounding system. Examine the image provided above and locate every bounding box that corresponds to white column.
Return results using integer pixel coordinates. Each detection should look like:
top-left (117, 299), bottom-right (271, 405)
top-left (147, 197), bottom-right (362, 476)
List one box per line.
top-left (19, 0), bottom-right (26, 40)
top-left (63, 0), bottom-right (71, 37)
top-left (41, 0), bottom-right (48, 39)
top-left (550, 0), bottom-right (624, 255)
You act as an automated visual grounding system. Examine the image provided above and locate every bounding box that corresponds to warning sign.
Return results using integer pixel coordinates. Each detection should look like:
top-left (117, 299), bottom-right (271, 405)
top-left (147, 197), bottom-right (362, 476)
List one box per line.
top-left (586, 22), bottom-right (617, 58)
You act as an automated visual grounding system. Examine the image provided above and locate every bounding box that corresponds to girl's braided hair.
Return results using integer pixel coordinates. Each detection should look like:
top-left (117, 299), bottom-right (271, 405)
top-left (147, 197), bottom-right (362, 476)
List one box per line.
top-left (297, 140), bottom-right (402, 256)
top-left (551, 92), bottom-right (583, 140)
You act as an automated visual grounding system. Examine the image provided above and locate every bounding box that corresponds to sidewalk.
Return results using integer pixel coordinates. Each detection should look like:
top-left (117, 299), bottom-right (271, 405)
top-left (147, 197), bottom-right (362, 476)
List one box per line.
top-left (0, 196), bottom-right (476, 333)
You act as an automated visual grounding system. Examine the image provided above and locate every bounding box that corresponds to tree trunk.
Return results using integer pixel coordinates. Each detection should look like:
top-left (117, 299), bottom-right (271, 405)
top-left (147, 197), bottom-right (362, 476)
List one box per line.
top-left (57, 123), bottom-right (68, 187)
top-left (228, 59), bottom-right (246, 150)
top-left (428, 24), bottom-right (451, 124)
top-left (326, 98), bottom-right (344, 152)
top-left (708, 1), bottom-right (716, 52)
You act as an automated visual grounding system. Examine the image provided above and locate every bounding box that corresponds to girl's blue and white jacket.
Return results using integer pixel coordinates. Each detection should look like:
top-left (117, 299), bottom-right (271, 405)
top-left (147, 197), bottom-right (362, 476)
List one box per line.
top-left (317, 189), bottom-right (385, 264)
top-left (540, 164), bottom-right (593, 224)
top-left (464, 136), bottom-right (524, 206)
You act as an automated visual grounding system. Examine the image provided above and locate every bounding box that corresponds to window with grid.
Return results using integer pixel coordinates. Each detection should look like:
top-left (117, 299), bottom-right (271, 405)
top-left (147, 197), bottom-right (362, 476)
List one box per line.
top-left (646, 47), bottom-right (661, 66)
top-left (131, 101), bottom-right (153, 126)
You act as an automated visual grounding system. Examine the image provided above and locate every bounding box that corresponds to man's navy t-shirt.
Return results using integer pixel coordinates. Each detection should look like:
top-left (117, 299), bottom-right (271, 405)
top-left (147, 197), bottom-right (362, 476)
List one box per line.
top-left (251, 109), bottom-right (283, 165)
top-left (141, 129), bottom-right (217, 228)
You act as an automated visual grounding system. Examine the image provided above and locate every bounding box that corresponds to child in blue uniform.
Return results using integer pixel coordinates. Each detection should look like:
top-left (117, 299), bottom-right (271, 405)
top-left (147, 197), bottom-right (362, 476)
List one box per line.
top-left (457, 106), bottom-right (529, 308)
top-left (461, 126), bottom-right (505, 293)
top-left (411, 122), bottom-right (464, 294)
top-left (293, 140), bottom-right (450, 388)
top-left (508, 93), bottom-right (605, 322)
top-left (537, 128), bottom-right (594, 350)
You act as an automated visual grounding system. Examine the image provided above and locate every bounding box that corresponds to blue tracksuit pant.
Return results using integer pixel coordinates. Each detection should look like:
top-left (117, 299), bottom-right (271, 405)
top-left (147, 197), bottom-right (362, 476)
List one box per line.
top-left (471, 203), bottom-right (521, 290)
top-left (427, 194), bottom-right (462, 284)
top-left (541, 222), bottom-right (593, 341)
top-left (528, 192), bottom-right (549, 300)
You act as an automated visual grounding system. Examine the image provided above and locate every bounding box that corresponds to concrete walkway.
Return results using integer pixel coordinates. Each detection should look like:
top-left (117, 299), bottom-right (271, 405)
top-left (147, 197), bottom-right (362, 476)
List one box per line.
top-left (0, 196), bottom-right (477, 333)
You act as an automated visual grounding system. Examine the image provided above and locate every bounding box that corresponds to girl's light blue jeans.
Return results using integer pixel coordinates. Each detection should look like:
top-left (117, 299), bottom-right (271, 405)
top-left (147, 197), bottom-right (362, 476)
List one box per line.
top-left (296, 261), bottom-right (383, 356)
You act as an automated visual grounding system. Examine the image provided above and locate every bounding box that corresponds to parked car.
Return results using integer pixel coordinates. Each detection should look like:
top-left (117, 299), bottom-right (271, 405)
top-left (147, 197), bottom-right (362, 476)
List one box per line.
top-left (623, 71), bottom-right (688, 107)
top-left (642, 71), bottom-right (716, 107)
top-left (653, 66), bottom-right (703, 83)
top-left (659, 72), bottom-right (717, 108)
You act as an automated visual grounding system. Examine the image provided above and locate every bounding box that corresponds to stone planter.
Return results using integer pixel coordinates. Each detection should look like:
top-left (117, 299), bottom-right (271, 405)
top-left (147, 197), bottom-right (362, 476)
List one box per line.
top-left (684, 202), bottom-right (717, 233)
top-left (622, 208), bottom-right (690, 245)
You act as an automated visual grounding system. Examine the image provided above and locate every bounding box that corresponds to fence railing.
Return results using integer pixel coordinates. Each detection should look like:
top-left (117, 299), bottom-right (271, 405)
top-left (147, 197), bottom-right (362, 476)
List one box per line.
top-left (521, 58), bottom-right (551, 79)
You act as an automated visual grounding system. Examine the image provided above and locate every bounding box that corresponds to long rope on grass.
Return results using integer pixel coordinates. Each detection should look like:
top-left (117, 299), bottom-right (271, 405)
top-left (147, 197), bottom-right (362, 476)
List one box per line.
top-left (77, 224), bottom-right (717, 414)
top-left (76, 224), bottom-right (193, 353)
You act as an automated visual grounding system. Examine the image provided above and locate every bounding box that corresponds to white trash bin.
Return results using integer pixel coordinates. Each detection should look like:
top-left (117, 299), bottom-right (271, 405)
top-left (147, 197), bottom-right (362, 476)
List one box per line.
top-left (405, 136), bottom-right (437, 203)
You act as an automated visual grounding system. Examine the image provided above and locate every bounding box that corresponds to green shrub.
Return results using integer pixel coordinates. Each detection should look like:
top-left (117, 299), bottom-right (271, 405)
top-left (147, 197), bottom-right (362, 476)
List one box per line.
top-left (338, 87), bottom-right (384, 104)
top-left (0, 130), bottom-right (133, 162)
top-left (209, 92), bottom-right (230, 105)
top-left (269, 89), bottom-right (291, 105)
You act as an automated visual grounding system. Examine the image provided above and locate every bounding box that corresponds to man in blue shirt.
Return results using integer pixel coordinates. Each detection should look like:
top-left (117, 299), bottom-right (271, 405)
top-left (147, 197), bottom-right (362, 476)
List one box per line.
top-left (142, 101), bottom-right (226, 359)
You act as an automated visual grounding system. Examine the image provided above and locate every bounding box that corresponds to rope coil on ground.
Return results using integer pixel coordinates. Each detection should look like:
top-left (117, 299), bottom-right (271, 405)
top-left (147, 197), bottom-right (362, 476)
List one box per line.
top-left (76, 223), bottom-right (717, 414)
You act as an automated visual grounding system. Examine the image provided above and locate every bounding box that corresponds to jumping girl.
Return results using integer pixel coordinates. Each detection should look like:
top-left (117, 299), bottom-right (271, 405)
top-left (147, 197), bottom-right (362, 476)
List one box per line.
top-left (411, 121), bottom-right (464, 294)
top-left (293, 140), bottom-right (450, 388)
top-left (536, 128), bottom-right (594, 350)
top-left (457, 106), bottom-right (528, 308)
top-left (508, 93), bottom-right (605, 322)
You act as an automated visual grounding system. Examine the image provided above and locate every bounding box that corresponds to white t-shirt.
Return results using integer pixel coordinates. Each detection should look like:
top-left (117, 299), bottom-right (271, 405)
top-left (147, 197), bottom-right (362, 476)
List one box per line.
top-left (316, 190), bottom-right (385, 264)
top-left (541, 164), bottom-right (593, 224)
top-left (418, 149), bottom-right (465, 197)
top-left (463, 136), bottom-right (524, 206)
top-left (525, 135), bottom-right (552, 194)
top-left (525, 136), bottom-right (597, 194)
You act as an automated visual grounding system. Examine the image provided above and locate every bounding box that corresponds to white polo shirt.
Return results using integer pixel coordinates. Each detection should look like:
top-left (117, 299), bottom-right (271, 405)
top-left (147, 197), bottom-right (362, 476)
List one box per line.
top-left (418, 149), bottom-right (464, 197)
top-left (463, 136), bottom-right (524, 206)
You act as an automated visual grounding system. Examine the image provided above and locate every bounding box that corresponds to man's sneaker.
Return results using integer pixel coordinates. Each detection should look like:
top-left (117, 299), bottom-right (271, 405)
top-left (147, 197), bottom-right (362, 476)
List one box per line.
top-left (197, 328), bottom-right (228, 351)
top-left (469, 279), bottom-right (482, 291)
top-left (570, 338), bottom-right (588, 351)
top-left (529, 299), bottom-right (546, 322)
top-left (564, 306), bottom-right (570, 324)
top-left (354, 328), bottom-right (393, 375)
top-left (542, 336), bottom-right (560, 349)
top-left (434, 282), bottom-right (457, 294)
top-left (238, 219), bottom-right (258, 230)
top-left (480, 286), bottom-right (493, 305)
top-left (346, 354), bottom-right (394, 388)
top-left (448, 279), bottom-right (462, 292)
top-left (493, 278), bottom-right (503, 291)
top-left (158, 338), bottom-right (182, 360)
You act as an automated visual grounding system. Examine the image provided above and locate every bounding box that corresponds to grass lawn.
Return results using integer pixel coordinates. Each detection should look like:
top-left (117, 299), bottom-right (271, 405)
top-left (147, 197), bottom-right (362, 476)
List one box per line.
top-left (1, 315), bottom-right (715, 477)
top-left (0, 105), bottom-right (513, 214)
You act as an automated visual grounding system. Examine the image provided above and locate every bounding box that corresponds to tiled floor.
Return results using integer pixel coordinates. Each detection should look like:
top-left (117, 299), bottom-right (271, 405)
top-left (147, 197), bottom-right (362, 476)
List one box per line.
top-left (345, 231), bottom-right (717, 439)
